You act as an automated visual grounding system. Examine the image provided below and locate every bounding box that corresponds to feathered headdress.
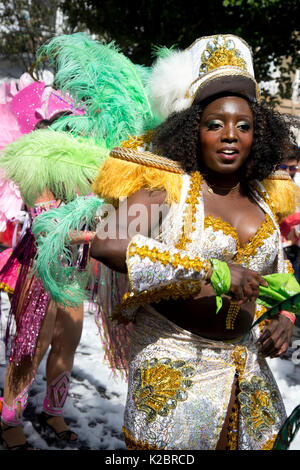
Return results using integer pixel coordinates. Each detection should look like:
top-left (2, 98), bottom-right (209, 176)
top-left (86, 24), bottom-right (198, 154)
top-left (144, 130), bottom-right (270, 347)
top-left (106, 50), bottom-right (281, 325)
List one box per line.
top-left (32, 195), bottom-right (104, 305)
top-left (37, 33), bottom-right (161, 148)
top-left (0, 129), bottom-right (109, 207)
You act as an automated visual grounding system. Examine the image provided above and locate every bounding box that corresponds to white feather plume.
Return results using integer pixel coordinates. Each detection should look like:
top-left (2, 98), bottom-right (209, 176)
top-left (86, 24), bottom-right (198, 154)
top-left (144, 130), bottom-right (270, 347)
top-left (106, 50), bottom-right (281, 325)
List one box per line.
top-left (148, 50), bottom-right (194, 120)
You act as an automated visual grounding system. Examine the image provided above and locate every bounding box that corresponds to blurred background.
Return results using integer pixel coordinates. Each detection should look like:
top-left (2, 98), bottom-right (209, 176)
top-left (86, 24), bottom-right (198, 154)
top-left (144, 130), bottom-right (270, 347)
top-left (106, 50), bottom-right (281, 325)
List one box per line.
top-left (0, 0), bottom-right (299, 136)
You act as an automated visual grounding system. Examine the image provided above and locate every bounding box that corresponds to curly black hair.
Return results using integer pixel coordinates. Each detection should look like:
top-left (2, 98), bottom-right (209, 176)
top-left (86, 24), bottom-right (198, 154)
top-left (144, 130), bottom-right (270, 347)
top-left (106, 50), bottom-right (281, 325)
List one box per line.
top-left (152, 93), bottom-right (299, 182)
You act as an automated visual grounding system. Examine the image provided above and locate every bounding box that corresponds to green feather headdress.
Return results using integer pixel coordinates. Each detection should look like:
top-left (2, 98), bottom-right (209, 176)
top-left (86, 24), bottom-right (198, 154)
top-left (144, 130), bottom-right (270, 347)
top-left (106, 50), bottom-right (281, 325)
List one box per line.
top-left (0, 129), bottom-right (109, 207)
top-left (37, 33), bottom-right (161, 148)
top-left (32, 196), bottom-right (104, 305)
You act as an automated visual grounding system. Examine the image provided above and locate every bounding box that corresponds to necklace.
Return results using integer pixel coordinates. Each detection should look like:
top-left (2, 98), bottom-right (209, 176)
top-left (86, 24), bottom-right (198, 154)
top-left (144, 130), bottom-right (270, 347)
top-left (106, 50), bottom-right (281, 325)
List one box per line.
top-left (205, 180), bottom-right (241, 194)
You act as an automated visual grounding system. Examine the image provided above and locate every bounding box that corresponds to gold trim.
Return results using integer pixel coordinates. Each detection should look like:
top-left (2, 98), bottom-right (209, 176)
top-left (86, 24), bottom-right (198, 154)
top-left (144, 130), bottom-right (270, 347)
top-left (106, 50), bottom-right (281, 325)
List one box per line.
top-left (255, 305), bottom-right (268, 332)
top-left (113, 279), bottom-right (204, 323)
top-left (122, 427), bottom-right (160, 450)
top-left (120, 131), bottom-right (154, 151)
top-left (175, 171), bottom-right (203, 250)
top-left (285, 259), bottom-right (294, 274)
top-left (234, 213), bottom-right (276, 263)
top-left (189, 67), bottom-right (258, 103)
top-left (204, 215), bottom-right (240, 249)
top-left (261, 434), bottom-right (278, 450)
top-left (110, 147), bottom-right (184, 174)
top-left (128, 241), bottom-right (211, 275)
top-left (226, 302), bottom-right (240, 330)
top-left (0, 282), bottom-right (14, 295)
top-left (231, 346), bottom-right (247, 378)
top-left (227, 401), bottom-right (239, 450)
top-left (266, 170), bottom-right (291, 181)
top-left (250, 182), bottom-right (279, 223)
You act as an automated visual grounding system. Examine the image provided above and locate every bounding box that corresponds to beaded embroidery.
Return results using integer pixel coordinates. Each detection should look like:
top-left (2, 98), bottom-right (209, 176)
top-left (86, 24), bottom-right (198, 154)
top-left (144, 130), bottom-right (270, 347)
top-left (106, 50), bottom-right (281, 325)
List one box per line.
top-left (128, 240), bottom-right (211, 274)
top-left (204, 215), bottom-right (240, 248)
top-left (175, 171), bottom-right (203, 250)
top-left (132, 358), bottom-right (195, 422)
top-left (113, 279), bottom-right (203, 322)
top-left (226, 302), bottom-right (240, 330)
top-left (238, 376), bottom-right (280, 442)
top-left (29, 199), bottom-right (59, 219)
top-left (285, 259), bottom-right (294, 274)
top-left (227, 401), bottom-right (240, 450)
top-left (234, 214), bottom-right (276, 264)
top-left (199, 35), bottom-right (247, 77)
top-left (204, 212), bottom-right (276, 264)
top-left (261, 434), bottom-right (278, 450)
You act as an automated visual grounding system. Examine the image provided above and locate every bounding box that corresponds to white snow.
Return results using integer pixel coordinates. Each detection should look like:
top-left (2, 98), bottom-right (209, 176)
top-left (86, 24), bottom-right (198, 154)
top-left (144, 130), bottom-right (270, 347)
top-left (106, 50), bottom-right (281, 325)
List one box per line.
top-left (0, 292), bottom-right (299, 450)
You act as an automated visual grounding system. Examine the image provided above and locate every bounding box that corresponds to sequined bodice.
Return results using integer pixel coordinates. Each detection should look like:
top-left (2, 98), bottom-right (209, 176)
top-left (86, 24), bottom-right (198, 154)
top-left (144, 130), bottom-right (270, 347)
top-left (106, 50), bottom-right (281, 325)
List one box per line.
top-left (159, 172), bottom-right (284, 275)
top-left (29, 200), bottom-right (59, 219)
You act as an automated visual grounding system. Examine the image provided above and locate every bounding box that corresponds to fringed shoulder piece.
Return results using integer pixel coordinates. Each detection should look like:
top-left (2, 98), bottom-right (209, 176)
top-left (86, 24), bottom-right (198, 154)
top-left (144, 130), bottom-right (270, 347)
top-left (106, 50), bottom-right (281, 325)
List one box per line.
top-left (91, 133), bottom-right (183, 206)
top-left (262, 170), bottom-right (300, 223)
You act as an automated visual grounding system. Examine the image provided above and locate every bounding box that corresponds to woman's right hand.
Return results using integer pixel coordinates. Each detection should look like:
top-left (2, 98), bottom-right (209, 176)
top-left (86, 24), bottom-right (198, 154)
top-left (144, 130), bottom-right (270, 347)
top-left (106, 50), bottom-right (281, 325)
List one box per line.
top-left (227, 263), bottom-right (268, 304)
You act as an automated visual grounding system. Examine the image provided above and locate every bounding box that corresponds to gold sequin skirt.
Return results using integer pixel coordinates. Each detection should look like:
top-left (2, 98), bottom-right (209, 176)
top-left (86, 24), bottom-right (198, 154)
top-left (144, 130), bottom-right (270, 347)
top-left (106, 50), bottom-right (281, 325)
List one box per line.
top-left (123, 305), bottom-right (286, 450)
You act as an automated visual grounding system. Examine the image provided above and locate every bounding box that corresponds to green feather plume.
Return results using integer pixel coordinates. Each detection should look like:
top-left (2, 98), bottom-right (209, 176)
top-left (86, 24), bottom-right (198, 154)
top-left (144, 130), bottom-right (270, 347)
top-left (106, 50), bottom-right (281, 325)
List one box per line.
top-left (151, 45), bottom-right (177, 59)
top-left (32, 196), bottom-right (104, 305)
top-left (37, 33), bottom-right (161, 147)
top-left (0, 129), bottom-right (109, 207)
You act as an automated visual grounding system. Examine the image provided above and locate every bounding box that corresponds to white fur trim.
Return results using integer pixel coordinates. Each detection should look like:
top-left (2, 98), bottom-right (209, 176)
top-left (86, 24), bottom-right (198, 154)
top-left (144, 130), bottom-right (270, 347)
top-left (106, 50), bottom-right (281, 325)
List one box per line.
top-left (149, 50), bottom-right (194, 120)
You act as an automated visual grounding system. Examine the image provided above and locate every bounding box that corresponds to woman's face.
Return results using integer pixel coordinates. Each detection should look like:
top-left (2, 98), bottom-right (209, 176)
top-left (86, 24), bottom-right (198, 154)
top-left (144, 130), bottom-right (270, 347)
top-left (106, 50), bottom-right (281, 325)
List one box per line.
top-left (198, 96), bottom-right (254, 176)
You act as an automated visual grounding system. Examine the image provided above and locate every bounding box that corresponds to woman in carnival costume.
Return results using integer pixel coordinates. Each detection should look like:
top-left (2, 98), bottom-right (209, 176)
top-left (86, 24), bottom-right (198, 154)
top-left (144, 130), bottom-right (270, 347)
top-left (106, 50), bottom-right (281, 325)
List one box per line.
top-left (0, 74), bottom-right (31, 295)
top-left (0, 33), bottom-right (160, 450)
top-left (88, 34), bottom-right (300, 450)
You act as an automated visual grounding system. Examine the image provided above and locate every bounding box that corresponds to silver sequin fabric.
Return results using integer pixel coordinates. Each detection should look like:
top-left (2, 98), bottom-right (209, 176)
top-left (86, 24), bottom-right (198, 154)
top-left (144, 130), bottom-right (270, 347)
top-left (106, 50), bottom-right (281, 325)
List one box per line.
top-left (122, 174), bottom-right (288, 449)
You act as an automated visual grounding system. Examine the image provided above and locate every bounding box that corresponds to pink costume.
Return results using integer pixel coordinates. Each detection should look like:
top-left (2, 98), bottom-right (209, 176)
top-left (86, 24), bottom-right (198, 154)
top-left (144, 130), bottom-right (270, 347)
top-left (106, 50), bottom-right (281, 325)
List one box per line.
top-left (0, 74), bottom-right (84, 361)
top-left (0, 74), bottom-right (84, 295)
top-left (0, 75), bottom-right (87, 431)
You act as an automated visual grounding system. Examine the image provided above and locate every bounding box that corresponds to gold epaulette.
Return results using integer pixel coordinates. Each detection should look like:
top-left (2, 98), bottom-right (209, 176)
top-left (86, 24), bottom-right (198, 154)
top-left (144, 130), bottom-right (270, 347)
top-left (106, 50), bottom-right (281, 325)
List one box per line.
top-left (110, 147), bottom-right (183, 174)
top-left (92, 144), bottom-right (183, 206)
top-left (262, 170), bottom-right (300, 223)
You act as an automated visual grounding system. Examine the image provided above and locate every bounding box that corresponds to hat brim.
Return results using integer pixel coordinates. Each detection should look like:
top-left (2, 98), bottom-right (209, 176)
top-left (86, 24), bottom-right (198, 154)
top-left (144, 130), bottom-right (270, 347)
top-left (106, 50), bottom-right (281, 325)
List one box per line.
top-left (191, 66), bottom-right (258, 104)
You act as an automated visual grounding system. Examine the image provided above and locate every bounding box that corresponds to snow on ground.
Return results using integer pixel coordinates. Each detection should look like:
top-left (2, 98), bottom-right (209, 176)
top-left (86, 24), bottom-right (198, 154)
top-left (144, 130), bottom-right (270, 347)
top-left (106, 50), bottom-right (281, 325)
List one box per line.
top-left (0, 293), bottom-right (127, 450)
top-left (0, 292), bottom-right (299, 450)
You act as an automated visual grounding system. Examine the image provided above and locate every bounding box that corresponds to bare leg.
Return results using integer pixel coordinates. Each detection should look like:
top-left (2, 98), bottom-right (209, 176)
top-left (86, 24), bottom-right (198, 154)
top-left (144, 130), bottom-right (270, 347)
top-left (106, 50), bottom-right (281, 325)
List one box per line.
top-left (1, 300), bottom-right (57, 448)
top-left (42, 303), bottom-right (84, 439)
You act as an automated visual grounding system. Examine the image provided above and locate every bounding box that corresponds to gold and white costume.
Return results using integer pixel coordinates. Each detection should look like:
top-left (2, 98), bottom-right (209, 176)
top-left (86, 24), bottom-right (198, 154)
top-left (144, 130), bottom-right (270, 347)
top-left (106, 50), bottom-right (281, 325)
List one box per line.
top-left (116, 171), bottom-right (289, 450)
top-left (90, 32), bottom-right (298, 451)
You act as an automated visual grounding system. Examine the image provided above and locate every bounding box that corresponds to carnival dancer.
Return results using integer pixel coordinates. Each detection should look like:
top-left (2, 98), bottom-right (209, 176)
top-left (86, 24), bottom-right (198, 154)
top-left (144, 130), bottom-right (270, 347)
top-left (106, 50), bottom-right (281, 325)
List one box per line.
top-left (89, 34), bottom-right (300, 450)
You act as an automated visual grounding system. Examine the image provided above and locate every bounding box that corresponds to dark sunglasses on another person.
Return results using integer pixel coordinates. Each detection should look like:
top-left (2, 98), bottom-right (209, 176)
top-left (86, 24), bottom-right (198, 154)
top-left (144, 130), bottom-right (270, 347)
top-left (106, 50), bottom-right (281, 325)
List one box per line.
top-left (280, 164), bottom-right (299, 172)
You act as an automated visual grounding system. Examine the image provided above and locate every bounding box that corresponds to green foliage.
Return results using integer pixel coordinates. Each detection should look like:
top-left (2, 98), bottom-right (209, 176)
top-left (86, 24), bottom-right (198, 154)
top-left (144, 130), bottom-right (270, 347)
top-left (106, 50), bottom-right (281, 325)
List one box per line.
top-left (0, 0), bottom-right (66, 73)
top-left (0, 1), bottom-right (299, 100)
top-left (59, 0), bottom-right (300, 101)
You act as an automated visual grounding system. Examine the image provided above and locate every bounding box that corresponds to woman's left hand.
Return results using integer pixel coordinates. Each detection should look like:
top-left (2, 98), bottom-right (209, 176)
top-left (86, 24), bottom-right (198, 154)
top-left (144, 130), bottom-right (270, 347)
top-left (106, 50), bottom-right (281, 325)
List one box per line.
top-left (256, 315), bottom-right (294, 357)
